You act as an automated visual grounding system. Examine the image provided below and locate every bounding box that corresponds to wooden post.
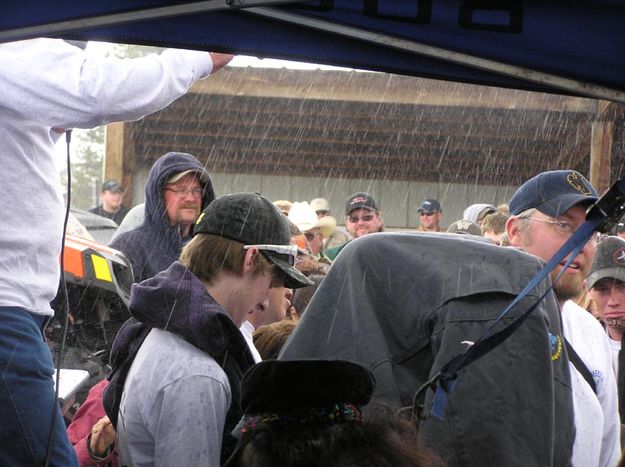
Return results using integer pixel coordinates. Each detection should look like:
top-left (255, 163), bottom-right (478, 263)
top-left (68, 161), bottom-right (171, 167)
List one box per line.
top-left (589, 101), bottom-right (614, 194)
top-left (104, 122), bottom-right (135, 207)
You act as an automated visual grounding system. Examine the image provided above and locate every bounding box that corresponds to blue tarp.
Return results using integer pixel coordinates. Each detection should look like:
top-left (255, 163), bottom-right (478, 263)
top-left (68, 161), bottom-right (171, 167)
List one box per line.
top-left (2, 1), bottom-right (624, 100)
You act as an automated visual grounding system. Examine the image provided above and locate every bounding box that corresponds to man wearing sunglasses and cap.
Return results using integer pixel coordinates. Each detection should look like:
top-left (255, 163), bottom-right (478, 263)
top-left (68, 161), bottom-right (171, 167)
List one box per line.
top-left (107, 192), bottom-right (312, 467)
top-left (326, 192), bottom-right (384, 261)
top-left (416, 198), bottom-right (443, 232)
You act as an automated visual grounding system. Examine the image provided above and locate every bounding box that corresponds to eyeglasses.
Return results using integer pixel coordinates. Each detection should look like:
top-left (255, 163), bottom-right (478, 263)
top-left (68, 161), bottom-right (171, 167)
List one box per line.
top-left (164, 187), bottom-right (203, 198)
top-left (525, 217), bottom-right (575, 236)
top-left (525, 217), bottom-right (600, 242)
top-left (347, 214), bottom-right (375, 223)
top-left (243, 244), bottom-right (298, 266)
top-left (419, 212), bottom-right (437, 217)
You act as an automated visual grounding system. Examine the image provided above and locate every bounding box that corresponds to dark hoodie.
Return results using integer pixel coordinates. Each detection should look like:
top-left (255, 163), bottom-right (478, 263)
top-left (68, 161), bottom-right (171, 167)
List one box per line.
top-left (104, 261), bottom-right (255, 462)
top-left (110, 152), bottom-right (215, 283)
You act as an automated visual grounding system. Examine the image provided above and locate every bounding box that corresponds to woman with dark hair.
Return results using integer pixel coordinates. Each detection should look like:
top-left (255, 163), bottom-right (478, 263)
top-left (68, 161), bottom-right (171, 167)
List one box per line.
top-left (224, 360), bottom-right (441, 467)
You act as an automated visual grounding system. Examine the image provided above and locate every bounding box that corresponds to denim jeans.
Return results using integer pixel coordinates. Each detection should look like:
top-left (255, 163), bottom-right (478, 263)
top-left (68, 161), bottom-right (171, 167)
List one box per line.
top-left (0, 307), bottom-right (78, 466)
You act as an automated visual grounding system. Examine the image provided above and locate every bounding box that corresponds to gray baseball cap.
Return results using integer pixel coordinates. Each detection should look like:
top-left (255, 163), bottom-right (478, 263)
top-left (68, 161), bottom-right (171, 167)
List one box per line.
top-left (587, 236), bottom-right (625, 289)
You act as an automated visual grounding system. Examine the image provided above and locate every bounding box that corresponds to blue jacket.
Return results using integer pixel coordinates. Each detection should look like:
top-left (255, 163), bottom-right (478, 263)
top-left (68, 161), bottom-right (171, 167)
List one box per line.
top-left (110, 152), bottom-right (214, 283)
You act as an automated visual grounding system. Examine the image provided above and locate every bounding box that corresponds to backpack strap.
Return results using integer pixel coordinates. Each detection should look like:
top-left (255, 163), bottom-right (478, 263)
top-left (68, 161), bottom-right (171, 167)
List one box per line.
top-left (564, 337), bottom-right (596, 394)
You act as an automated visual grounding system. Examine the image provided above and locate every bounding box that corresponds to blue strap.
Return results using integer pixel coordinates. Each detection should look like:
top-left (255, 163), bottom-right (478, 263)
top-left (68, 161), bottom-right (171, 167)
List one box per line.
top-left (430, 218), bottom-right (600, 420)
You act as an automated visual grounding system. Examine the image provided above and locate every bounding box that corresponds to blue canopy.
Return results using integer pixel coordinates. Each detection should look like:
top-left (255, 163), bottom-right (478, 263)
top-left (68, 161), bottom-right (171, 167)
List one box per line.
top-left (2, 0), bottom-right (625, 101)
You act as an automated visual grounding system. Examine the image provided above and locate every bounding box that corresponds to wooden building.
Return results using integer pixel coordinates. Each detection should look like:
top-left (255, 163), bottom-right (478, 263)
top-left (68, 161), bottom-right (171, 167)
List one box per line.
top-left (105, 66), bottom-right (625, 228)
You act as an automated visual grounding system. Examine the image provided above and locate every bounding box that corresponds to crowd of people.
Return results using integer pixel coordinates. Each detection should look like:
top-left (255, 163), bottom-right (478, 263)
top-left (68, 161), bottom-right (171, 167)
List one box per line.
top-left (64, 161), bottom-right (625, 467)
top-left (3, 36), bottom-right (625, 467)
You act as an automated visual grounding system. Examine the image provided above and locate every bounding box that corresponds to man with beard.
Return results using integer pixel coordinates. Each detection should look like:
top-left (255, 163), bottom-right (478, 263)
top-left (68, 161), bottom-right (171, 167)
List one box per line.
top-left (587, 235), bottom-right (625, 427)
top-left (326, 192), bottom-right (383, 261)
top-left (111, 152), bottom-right (214, 283)
top-left (506, 170), bottom-right (620, 467)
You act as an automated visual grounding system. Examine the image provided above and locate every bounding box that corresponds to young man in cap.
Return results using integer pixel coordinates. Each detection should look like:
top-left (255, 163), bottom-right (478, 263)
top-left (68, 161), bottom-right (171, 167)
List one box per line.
top-left (587, 236), bottom-right (625, 424)
top-left (505, 169), bottom-right (620, 467)
top-left (325, 192), bottom-right (383, 261)
top-left (90, 179), bottom-right (130, 225)
top-left (416, 198), bottom-right (443, 232)
top-left (111, 152), bottom-right (215, 283)
top-left (107, 192), bottom-right (312, 467)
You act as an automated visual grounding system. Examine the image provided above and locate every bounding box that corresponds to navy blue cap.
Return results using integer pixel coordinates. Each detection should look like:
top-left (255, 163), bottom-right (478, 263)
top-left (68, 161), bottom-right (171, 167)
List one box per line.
top-left (418, 198), bottom-right (441, 214)
top-left (509, 170), bottom-right (597, 217)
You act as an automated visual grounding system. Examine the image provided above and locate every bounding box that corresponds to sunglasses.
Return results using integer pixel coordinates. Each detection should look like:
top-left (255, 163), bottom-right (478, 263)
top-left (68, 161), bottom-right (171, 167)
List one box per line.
top-left (347, 214), bottom-right (375, 223)
top-left (243, 244), bottom-right (298, 266)
top-left (419, 211), bottom-right (438, 217)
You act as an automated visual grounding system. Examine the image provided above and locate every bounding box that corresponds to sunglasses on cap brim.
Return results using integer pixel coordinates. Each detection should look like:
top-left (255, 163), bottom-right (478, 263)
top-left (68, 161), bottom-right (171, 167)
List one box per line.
top-left (243, 244), bottom-right (298, 266)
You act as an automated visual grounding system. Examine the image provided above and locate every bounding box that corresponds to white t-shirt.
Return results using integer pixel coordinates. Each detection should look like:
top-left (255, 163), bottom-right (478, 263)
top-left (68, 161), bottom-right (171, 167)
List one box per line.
top-left (608, 336), bottom-right (621, 377)
top-left (562, 300), bottom-right (621, 467)
top-left (240, 320), bottom-right (262, 363)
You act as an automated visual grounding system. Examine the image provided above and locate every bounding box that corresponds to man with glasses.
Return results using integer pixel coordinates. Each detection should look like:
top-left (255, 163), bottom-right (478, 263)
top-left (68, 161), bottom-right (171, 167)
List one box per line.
top-left (108, 192), bottom-right (312, 467)
top-left (505, 170), bottom-right (620, 467)
top-left (416, 198), bottom-right (443, 232)
top-left (326, 192), bottom-right (384, 261)
top-left (111, 151), bottom-right (215, 283)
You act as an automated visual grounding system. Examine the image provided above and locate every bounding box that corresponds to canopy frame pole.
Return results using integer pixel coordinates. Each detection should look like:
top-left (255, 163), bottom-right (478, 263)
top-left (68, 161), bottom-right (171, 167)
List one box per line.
top-left (0, 0), bottom-right (295, 43)
top-left (248, 7), bottom-right (625, 104)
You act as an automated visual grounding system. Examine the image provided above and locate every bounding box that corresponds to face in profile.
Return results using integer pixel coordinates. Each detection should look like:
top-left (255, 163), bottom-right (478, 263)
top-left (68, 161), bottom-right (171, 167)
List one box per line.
top-left (509, 205), bottom-right (592, 302)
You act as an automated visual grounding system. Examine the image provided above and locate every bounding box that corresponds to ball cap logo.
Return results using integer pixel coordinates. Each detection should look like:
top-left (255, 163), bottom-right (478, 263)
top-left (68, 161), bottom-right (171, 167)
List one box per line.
top-left (612, 247), bottom-right (625, 265)
top-left (566, 171), bottom-right (593, 196)
top-left (350, 196), bottom-right (368, 205)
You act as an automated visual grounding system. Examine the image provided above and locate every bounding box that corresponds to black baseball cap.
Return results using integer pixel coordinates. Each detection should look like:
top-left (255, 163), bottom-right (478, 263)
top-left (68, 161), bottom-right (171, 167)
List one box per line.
top-left (194, 193), bottom-right (313, 289)
top-left (418, 199), bottom-right (441, 214)
top-left (101, 179), bottom-right (124, 193)
top-left (345, 192), bottom-right (379, 215)
top-left (509, 170), bottom-right (598, 217)
top-left (587, 236), bottom-right (625, 289)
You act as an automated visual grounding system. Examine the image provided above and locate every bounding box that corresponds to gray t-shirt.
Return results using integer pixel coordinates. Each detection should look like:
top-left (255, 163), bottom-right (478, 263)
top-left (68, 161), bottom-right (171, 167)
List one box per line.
top-left (117, 328), bottom-right (231, 467)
